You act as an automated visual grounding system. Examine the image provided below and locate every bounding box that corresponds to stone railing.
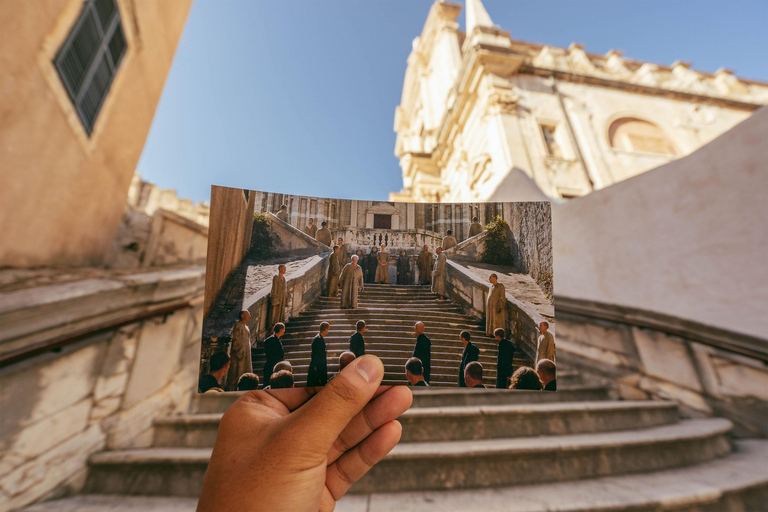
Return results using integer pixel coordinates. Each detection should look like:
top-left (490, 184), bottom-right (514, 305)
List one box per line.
top-left (267, 212), bottom-right (330, 253)
top-left (444, 260), bottom-right (554, 361)
top-left (336, 227), bottom-right (444, 253)
top-left (443, 229), bottom-right (488, 259)
top-left (555, 296), bottom-right (768, 438)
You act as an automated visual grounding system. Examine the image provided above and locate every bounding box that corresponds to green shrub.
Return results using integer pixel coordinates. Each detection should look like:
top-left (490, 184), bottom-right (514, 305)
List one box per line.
top-left (251, 212), bottom-right (280, 259)
top-left (480, 216), bottom-right (514, 266)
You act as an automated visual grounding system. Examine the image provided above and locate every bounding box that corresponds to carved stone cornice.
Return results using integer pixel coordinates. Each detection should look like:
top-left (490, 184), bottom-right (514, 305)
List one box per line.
top-left (486, 90), bottom-right (520, 116)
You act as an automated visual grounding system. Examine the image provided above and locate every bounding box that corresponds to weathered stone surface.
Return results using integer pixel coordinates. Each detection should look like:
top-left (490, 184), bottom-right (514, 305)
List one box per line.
top-left (633, 327), bottom-right (704, 393)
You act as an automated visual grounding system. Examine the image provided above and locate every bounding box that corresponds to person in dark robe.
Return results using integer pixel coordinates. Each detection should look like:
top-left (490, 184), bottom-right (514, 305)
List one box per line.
top-left (537, 359), bottom-right (557, 391)
top-left (326, 246), bottom-right (341, 297)
top-left (494, 327), bottom-right (515, 389)
top-left (307, 322), bottom-right (330, 387)
top-left (509, 366), bottom-right (543, 390)
top-left (357, 249), bottom-right (368, 281)
top-left (412, 321), bottom-right (432, 383)
top-left (458, 331), bottom-right (479, 388)
top-left (417, 245), bottom-right (433, 285)
top-left (468, 216), bottom-right (483, 238)
top-left (199, 351), bottom-right (230, 393)
top-left (236, 373), bottom-right (260, 391)
top-left (365, 247), bottom-right (379, 283)
top-left (465, 361), bottom-right (486, 388)
top-left (396, 250), bottom-right (411, 285)
top-left (405, 357), bottom-right (429, 387)
top-left (262, 323), bottom-right (285, 388)
top-left (349, 320), bottom-right (366, 357)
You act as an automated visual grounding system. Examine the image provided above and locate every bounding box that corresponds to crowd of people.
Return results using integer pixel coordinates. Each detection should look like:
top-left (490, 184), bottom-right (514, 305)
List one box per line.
top-left (200, 318), bottom-right (557, 393)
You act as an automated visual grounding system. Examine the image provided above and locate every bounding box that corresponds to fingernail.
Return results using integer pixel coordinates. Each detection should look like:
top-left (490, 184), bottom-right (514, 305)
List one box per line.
top-left (356, 356), bottom-right (381, 383)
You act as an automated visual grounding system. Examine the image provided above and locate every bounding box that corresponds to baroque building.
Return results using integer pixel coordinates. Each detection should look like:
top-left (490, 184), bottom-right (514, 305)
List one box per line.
top-left (390, 0), bottom-right (768, 202)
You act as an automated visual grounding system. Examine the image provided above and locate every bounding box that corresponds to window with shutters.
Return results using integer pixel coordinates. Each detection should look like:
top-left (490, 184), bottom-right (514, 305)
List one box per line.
top-left (53, 0), bottom-right (127, 136)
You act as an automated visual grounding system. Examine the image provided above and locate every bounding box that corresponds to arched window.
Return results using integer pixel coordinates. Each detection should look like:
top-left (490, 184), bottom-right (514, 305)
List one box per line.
top-left (608, 118), bottom-right (677, 155)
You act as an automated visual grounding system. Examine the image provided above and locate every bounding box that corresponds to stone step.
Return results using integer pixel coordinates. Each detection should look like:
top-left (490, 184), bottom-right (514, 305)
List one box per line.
top-left (294, 310), bottom-right (478, 322)
top-left (269, 335), bottom-right (505, 349)
top-left (313, 298), bottom-right (458, 306)
top-left (252, 344), bottom-right (530, 362)
top-left (22, 440), bottom-right (768, 512)
top-left (337, 439), bottom-right (768, 512)
top-left (153, 401), bottom-right (678, 448)
top-left (348, 418), bottom-right (733, 493)
top-left (190, 385), bottom-right (612, 414)
top-left (83, 419), bottom-right (731, 496)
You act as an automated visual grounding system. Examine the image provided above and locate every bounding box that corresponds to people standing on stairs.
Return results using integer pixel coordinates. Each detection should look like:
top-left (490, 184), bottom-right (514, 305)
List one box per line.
top-left (494, 328), bottom-right (515, 389)
top-left (432, 247), bottom-right (447, 301)
top-left (537, 359), bottom-right (557, 391)
top-left (326, 245), bottom-right (341, 297)
top-left (337, 238), bottom-right (348, 266)
top-left (339, 255), bottom-right (365, 309)
top-left (358, 248), bottom-right (368, 281)
top-left (349, 320), bottom-right (367, 357)
top-left (535, 321), bottom-right (556, 365)
top-left (263, 360), bottom-right (293, 390)
top-left (315, 221), bottom-right (332, 246)
top-left (328, 351), bottom-right (356, 381)
top-left (486, 273), bottom-right (507, 336)
top-left (365, 246), bottom-right (379, 283)
top-left (442, 229), bottom-right (458, 250)
top-left (199, 351), bottom-right (230, 393)
top-left (263, 322), bottom-right (286, 388)
top-left (397, 250), bottom-right (411, 284)
top-left (509, 366), bottom-right (543, 390)
top-left (304, 217), bottom-right (317, 238)
top-left (307, 322), bottom-right (330, 387)
top-left (269, 369), bottom-right (294, 389)
top-left (276, 204), bottom-right (289, 223)
top-left (237, 373), bottom-right (260, 391)
top-left (417, 245), bottom-right (433, 285)
top-left (405, 357), bottom-right (429, 386)
top-left (268, 265), bottom-right (287, 332)
top-left (226, 310), bottom-right (253, 391)
top-left (468, 216), bottom-right (483, 238)
top-left (458, 330), bottom-right (479, 388)
top-left (375, 244), bottom-right (390, 284)
top-left (412, 321), bottom-right (432, 383)
top-left (464, 361), bottom-right (486, 388)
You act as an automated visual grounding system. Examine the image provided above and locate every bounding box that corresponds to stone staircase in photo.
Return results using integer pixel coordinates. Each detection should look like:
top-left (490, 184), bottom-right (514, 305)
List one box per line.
top-left (252, 284), bottom-right (534, 387)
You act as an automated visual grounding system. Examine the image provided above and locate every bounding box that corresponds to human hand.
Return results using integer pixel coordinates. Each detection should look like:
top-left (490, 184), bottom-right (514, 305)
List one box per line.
top-left (197, 355), bottom-right (412, 512)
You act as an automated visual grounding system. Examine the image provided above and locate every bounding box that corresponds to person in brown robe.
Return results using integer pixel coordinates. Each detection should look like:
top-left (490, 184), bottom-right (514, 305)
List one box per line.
top-left (315, 221), bottom-right (332, 246)
top-left (276, 204), bottom-right (289, 223)
top-left (268, 265), bottom-right (287, 330)
top-left (417, 245), bottom-right (433, 285)
top-left (226, 310), bottom-right (252, 391)
top-left (468, 217), bottom-right (483, 238)
top-left (304, 218), bottom-right (317, 238)
top-left (432, 247), bottom-right (446, 300)
top-left (326, 245), bottom-right (341, 296)
top-left (442, 230), bottom-right (457, 250)
top-left (486, 273), bottom-right (507, 336)
top-left (536, 321), bottom-right (556, 365)
top-left (339, 255), bottom-right (365, 309)
top-left (337, 238), bottom-right (348, 266)
top-left (375, 244), bottom-right (390, 284)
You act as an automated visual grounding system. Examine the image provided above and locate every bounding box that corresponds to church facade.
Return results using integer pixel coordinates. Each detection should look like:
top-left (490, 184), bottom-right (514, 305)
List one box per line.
top-left (390, 0), bottom-right (768, 202)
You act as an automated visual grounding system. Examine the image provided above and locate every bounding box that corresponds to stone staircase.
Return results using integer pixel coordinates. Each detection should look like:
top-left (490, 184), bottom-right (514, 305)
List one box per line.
top-left (22, 385), bottom-right (767, 512)
top-left (20, 284), bottom-right (768, 511)
top-left (252, 284), bottom-right (533, 387)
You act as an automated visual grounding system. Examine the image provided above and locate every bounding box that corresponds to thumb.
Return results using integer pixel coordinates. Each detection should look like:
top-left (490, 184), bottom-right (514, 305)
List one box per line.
top-left (285, 355), bottom-right (384, 454)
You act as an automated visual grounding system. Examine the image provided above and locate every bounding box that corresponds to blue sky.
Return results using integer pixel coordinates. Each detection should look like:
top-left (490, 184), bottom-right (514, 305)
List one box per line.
top-left (136, 0), bottom-right (768, 204)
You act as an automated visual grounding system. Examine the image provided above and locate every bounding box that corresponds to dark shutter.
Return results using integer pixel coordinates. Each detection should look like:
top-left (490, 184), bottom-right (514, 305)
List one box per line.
top-left (54, 0), bottom-right (127, 136)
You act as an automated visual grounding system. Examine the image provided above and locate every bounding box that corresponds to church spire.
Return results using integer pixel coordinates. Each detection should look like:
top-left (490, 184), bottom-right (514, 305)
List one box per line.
top-left (465, 0), bottom-right (494, 34)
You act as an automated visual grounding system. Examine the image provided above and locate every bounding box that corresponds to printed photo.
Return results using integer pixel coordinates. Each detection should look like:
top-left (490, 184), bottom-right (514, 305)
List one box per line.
top-left (199, 186), bottom-right (555, 392)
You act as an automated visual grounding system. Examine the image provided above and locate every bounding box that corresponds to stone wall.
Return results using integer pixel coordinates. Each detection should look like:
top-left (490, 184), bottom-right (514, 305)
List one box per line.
top-left (555, 302), bottom-right (768, 437)
top-left (444, 260), bottom-right (554, 360)
top-left (204, 187), bottom-right (255, 316)
top-left (0, 296), bottom-right (202, 511)
top-left (503, 201), bottom-right (553, 301)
